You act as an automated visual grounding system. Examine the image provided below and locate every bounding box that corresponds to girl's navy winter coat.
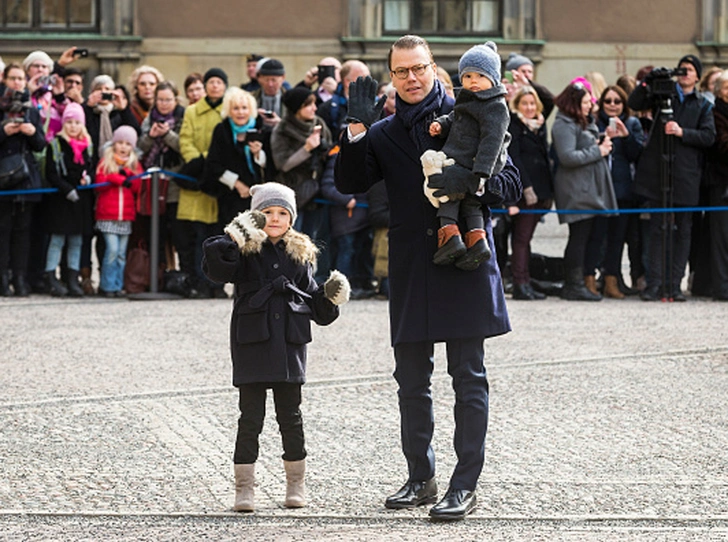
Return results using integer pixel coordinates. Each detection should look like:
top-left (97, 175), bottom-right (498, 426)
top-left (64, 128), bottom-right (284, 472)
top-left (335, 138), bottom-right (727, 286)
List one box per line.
top-left (202, 229), bottom-right (339, 386)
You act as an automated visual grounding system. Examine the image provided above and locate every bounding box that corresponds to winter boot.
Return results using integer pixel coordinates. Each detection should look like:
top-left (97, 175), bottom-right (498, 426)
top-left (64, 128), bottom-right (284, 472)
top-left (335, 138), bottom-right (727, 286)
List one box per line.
top-left (12, 274), bottom-right (30, 297)
top-left (584, 275), bottom-right (600, 296)
top-left (561, 268), bottom-right (602, 301)
top-left (283, 459), bottom-right (306, 508)
top-left (603, 275), bottom-right (625, 299)
top-left (233, 463), bottom-right (255, 512)
top-left (45, 271), bottom-right (69, 297)
top-left (455, 229), bottom-right (492, 271)
top-left (80, 267), bottom-right (95, 296)
top-left (66, 270), bottom-right (85, 297)
top-left (1, 271), bottom-right (11, 297)
top-left (433, 224), bottom-right (466, 265)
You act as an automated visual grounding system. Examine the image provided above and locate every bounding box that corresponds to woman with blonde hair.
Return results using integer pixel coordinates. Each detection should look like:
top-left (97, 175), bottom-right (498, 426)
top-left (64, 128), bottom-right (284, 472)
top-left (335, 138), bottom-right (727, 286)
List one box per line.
top-left (507, 86), bottom-right (553, 300)
top-left (128, 65), bottom-right (165, 125)
top-left (204, 87), bottom-right (267, 226)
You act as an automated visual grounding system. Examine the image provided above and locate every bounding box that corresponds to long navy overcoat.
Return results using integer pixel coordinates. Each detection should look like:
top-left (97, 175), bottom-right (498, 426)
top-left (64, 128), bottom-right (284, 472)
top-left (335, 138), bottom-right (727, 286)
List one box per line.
top-left (335, 100), bottom-right (521, 345)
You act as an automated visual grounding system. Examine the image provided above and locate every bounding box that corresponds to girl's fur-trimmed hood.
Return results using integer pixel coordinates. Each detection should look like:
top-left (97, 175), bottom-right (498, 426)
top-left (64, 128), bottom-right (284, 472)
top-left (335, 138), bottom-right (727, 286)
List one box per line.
top-left (277, 227), bottom-right (319, 269)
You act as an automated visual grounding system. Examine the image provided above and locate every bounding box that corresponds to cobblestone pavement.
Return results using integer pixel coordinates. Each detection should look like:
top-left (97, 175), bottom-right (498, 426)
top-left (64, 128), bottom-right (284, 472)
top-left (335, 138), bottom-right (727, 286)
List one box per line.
top-left (1, 215), bottom-right (727, 541)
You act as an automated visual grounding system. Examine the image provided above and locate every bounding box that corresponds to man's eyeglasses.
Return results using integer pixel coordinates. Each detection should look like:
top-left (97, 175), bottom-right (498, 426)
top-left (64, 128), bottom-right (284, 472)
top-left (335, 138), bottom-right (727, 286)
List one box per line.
top-left (65, 79), bottom-right (83, 86)
top-left (390, 63), bottom-right (431, 80)
top-left (603, 98), bottom-right (623, 105)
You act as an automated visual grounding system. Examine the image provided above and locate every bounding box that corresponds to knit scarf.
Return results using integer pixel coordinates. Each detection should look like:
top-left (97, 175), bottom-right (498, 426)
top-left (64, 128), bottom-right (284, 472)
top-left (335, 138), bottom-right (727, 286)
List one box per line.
top-left (68, 136), bottom-right (89, 165)
top-left (395, 79), bottom-right (447, 154)
top-left (143, 106), bottom-right (178, 168)
top-left (94, 102), bottom-right (114, 157)
top-left (205, 96), bottom-right (223, 109)
top-left (229, 117), bottom-right (257, 174)
top-left (517, 111), bottom-right (545, 133)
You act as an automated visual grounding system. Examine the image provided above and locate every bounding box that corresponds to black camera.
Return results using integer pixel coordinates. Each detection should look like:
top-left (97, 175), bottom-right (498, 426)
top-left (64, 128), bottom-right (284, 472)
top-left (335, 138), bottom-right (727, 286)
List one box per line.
top-left (245, 129), bottom-right (262, 142)
top-left (0, 90), bottom-right (32, 114)
top-left (101, 92), bottom-right (114, 101)
top-left (649, 66), bottom-right (688, 97)
top-left (317, 65), bottom-right (336, 83)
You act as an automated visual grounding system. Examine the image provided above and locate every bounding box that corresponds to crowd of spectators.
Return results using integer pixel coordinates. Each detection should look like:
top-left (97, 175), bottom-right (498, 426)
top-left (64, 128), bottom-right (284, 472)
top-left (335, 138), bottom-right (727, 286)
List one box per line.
top-left (1, 46), bottom-right (726, 302)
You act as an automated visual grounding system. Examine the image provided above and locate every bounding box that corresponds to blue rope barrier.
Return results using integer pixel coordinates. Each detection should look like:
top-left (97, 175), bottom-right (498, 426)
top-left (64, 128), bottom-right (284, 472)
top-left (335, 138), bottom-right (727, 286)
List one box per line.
top-left (2, 166), bottom-right (728, 215)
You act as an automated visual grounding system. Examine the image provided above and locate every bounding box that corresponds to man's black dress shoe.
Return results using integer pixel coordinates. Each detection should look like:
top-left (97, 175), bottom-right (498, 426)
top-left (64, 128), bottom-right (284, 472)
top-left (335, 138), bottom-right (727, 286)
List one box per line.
top-left (384, 478), bottom-right (437, 509)
top-left (429, 488), bottom-right (477, 521)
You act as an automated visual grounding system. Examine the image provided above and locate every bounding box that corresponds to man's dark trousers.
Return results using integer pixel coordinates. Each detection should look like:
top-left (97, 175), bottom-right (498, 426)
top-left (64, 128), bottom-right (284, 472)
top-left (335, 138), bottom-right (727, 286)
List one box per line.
top-left (393, 337), bottom-right (489, 491)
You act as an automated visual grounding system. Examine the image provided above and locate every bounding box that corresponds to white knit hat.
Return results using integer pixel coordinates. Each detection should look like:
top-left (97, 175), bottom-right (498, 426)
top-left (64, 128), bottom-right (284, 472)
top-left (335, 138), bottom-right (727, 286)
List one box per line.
top-left (22, 51), bottom-right (54, 72)
top-left (250, 182), bottom-right (297, 224)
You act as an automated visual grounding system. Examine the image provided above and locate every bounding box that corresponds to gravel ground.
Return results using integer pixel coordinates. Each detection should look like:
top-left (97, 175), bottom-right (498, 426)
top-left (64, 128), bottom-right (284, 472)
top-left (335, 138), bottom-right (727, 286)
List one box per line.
top-left (1, 214), bottom-right (727, 540)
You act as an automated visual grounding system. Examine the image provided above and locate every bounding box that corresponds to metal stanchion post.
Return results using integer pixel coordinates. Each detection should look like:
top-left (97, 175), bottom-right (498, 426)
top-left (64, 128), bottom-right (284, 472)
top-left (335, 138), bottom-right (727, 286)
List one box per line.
top-left (127, 167), bottom-right (181, 301)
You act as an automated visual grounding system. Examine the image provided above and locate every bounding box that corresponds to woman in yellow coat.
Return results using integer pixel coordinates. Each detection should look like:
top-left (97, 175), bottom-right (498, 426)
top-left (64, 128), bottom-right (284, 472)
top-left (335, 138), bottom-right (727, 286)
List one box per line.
top-left (177, 68), bottom-right (227, 298)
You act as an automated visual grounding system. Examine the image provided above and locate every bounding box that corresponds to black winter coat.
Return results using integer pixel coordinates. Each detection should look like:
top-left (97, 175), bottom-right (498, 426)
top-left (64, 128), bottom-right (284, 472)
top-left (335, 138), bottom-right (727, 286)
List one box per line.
top-left (203, 120), bottom-right (265, 225)
top-left (628, 82), bottom-right (715, 205)
top-left (202, 229), bottom-right (339, 386)
top-left (0, 105), bottom-right (46, 202)
top-left (596, 112), bottom-right (645, 201)
top-left (319, 154), bottom-right (370, 237)
top-left (43, 137), bottom-right (94, 235)
top-left (82, 103), bottom-right (139, 157)
top-left (507, 112), bottom-right (553, 201)
top-left (336, 97), bottom-right (520, 345)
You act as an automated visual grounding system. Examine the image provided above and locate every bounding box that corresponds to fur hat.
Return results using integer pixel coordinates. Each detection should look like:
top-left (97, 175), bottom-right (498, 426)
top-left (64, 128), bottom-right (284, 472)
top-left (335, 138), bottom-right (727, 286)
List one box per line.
top-left (282, 87), bottom-right (313, 114)
top-left (22, 50), bottom-right (53, 72)
top-left (203, 67), bottom-right (228, 87)
top-left (458, 41), bottom-right (502, 86)
top-left (111, 125), bottom-right (138, 148)
top-left (62, 102), bottom-right (85, 124)
top-left (504, 52), bottom-right (533, 72)
top-left (678, 54), bottom-right (702, 80)
top-left (250, 182), bottom-right (297, 224)
top-left (258, 58), bottom-right (285, 77)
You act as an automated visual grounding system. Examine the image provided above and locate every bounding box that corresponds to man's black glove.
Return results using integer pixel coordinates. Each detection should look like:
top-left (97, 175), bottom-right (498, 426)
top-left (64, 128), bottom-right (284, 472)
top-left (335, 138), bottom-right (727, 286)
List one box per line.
top-left (345, 75), bottom-right (385, 128)
top-left (427, 163), bottom-right (482, 199)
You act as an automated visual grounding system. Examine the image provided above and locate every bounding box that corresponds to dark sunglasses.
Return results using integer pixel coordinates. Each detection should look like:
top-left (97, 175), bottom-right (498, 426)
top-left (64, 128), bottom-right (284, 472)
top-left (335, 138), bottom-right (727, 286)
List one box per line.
top-left (603, 98), bottom-right (623, 105)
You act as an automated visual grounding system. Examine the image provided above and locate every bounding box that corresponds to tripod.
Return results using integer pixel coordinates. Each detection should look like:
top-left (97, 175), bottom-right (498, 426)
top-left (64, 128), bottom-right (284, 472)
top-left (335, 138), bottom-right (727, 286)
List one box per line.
top-left (658, 97), bottom-right (675, 301)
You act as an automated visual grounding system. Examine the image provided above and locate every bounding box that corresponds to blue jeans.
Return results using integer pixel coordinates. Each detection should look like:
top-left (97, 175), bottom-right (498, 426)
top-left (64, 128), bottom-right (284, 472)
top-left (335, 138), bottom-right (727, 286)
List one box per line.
top-left (45, 234), bottom-right (82, 272)
top-left (100, 232), bottom-right (129, 293)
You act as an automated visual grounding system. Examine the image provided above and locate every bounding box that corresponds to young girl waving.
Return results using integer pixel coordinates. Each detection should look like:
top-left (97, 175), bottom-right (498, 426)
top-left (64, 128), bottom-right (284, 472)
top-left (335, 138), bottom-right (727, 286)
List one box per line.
top-left (202, 182), bottom-right (350, 513)
top-left (94, 126), bottom-right (142, 297)
top-left (43, 102), bottom-right (95, 297)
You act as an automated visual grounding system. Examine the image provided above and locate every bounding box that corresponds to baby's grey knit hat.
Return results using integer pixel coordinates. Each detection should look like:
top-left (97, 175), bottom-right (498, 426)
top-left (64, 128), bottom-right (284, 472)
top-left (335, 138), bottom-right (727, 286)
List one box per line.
top-left (458, 41), bottom-right (502, 85)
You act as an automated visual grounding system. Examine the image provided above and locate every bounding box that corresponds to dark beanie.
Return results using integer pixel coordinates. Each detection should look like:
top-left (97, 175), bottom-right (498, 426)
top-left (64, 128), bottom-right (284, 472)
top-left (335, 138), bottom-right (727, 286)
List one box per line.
top-left (258, 58), bottom-right (285, 76)
top-left (282, 87), bottom-right (313, 113)
top-left (204, 67), bottom-right (228, 87)
top-left (678, 54), bottom-right (702, 80)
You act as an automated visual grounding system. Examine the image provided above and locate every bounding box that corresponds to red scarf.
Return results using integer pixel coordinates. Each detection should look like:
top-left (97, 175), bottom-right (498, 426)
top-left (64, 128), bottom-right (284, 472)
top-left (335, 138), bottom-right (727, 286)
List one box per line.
top-left (68, 137), bottom-right (89, 165)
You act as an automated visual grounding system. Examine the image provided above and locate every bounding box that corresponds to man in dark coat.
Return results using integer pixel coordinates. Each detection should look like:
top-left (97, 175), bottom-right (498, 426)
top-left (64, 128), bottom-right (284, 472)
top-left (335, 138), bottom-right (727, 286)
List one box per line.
top-left (335, 35), bottom-right (521, 521)
top-left (628, 54), bottom-right (715, 301)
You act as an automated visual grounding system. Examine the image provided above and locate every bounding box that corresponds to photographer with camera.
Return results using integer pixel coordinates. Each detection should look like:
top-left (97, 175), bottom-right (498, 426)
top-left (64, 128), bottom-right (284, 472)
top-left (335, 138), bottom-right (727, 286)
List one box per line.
top-left (0, 63), bottom-right (47, 297)
top-left (628, 55), bottom-right (715, 301)
top-left (83, 74), bottom-right (139, 157)
top-left (298, 57), bottom-right (342, 105)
